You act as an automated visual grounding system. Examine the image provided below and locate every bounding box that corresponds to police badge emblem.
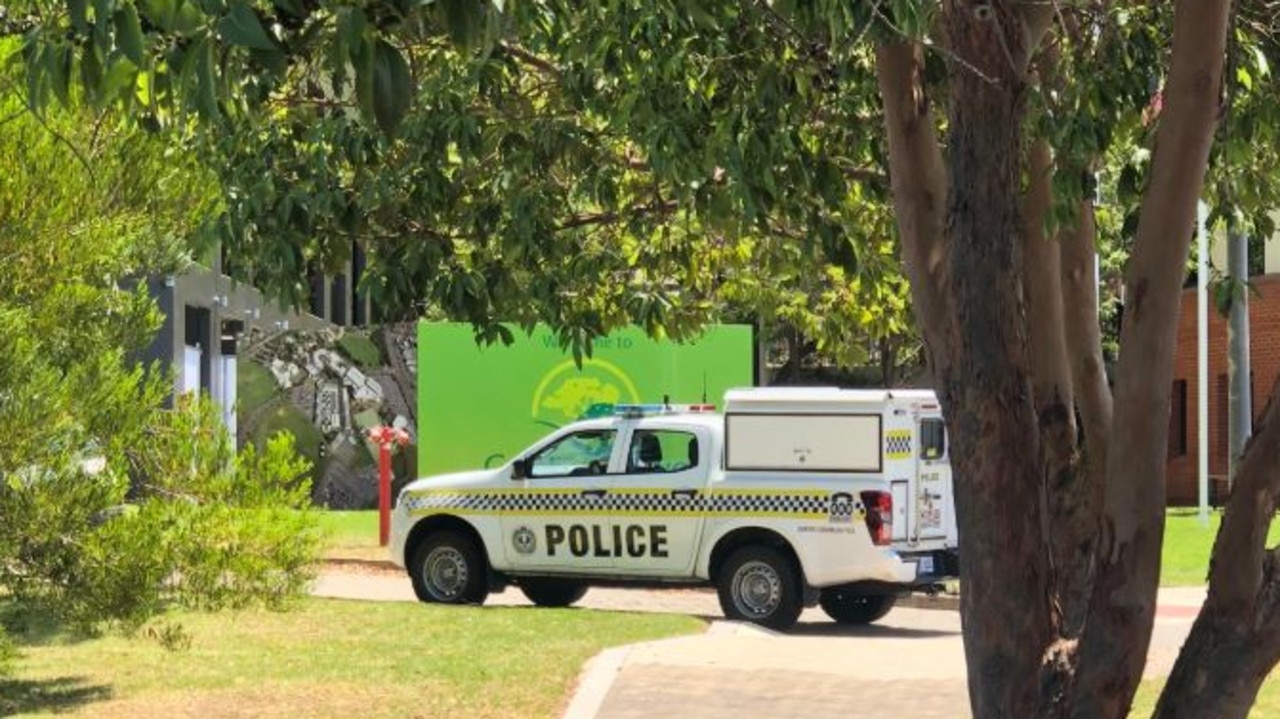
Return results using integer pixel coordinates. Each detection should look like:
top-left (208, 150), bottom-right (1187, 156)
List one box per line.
top-left (513, 526), bottom-right (537, 554)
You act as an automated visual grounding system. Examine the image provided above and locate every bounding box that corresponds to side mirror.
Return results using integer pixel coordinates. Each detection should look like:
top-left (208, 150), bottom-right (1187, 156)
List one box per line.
top-left (511, 458), bottom-right (528, 480)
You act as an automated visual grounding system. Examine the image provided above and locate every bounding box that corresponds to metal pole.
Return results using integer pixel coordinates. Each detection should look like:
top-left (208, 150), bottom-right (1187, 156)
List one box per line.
top-left (1227, 228), bottom-right (1252, 491)
top-left (1197, 201), bottom-right (1210, 526)
top-left (378, 436), bottom-right (392, 547)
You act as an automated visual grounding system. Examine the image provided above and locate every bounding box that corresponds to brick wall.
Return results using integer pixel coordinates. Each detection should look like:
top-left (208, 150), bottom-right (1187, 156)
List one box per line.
top-left (1167, 273), bottom-right (1280, 505)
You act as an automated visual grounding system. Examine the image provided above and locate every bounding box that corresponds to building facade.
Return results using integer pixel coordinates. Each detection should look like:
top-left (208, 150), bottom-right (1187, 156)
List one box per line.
top-left (1166, 234), bottom-right (1280, 505)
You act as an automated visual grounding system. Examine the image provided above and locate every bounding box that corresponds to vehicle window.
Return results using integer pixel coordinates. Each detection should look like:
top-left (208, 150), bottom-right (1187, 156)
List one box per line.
top-left (921, 418), bottom-right (947, 460)
top-left (626, 430), bottom-right (699, 474)
top-left (527, 430), bottom-right (617, 478)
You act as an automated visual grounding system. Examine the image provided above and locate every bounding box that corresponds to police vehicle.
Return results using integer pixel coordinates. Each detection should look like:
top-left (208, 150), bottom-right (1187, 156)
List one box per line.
top-left (389, 387), bottom-right (957, 629)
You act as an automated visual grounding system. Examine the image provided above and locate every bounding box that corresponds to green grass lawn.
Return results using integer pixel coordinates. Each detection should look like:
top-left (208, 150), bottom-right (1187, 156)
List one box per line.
top-left (1132, 676), bottom-right (1280, 718)
top-left (1161, 509), bottom-right (1280, 586)
top-left (337, 333), bottom-right (383, 368)
top-left (0, 598), bottom-right (703, 719)
top-left (236, 360), bottom-right (278, 416)
top-left (317, 511), bottom-right (383, 560)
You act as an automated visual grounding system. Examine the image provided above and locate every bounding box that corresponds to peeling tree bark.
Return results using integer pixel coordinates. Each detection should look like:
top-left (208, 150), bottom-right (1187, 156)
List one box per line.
top-left (1067, 0), bottom-right (1231, 716)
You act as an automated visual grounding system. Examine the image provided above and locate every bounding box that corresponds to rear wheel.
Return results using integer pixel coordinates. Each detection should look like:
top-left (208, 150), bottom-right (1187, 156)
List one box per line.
top-left (716, 545), bottom-right (803, 630)
top-left (409, 531), bottom-right (489, 605)
top-left (518, 578), bottom-right (589, 607)
top-left (818, 589), bottom-right (896, 624)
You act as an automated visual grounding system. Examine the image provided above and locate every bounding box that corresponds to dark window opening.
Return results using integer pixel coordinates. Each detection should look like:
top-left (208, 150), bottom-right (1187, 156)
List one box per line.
top-left (920, 418), bottom-right (946, 460)
top-left (1168, 380), bottom-right (1187, 458)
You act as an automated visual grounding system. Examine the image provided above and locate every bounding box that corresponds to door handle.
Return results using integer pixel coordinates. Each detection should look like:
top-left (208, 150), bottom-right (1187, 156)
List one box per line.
top-left (671, 489), bottom-right (699, 499)
top-left (581, 489), bottom-right (607, 498)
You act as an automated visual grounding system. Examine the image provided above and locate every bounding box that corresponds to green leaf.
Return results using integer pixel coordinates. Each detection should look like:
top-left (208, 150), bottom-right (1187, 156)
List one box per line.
top-left (48, 43), bottom-right (74, 107)
top-left (79, 43), bottom-right (103, 100)
top-left (194, 38), bottom-right (219, 119)
top-left (1237, 65), bottom-right (1253, 92)
top-left (271, 0), bottom-right (305, 18)
top-left (114, 5), bottom-right (146, 65)
top-left (100, 55), bottom-right (139, 101)
top-left (680, 0), bottom-right (718, 30)
top-left (436, 0), bottom-right (482, 46)
top-left (219, 1), bottom-right (277, 50)
top-left (370, 39), bottom-right (411, 134)
top-left (67, 0), bottom-right (89, 31)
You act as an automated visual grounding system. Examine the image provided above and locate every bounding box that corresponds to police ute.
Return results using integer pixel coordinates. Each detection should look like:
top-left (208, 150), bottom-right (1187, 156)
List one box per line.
top-left (390, 386), bottom-right (957, 629)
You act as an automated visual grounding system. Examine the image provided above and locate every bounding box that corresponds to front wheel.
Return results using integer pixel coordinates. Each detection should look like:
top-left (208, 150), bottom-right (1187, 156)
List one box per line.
top-left (716, 545), bottom-right (803, 630)
top-left (518, 578), bottom-right (589, 607)
top-left (409, 531), bottom-right (489, 605)
top-left (818, 589), bottom-right (896, 624)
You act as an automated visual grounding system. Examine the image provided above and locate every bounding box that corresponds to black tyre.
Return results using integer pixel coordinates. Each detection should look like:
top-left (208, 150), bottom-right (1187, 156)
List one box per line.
top-left (818, 588), bottom-right (896, 625)
top-left (518, 578), bottom-right (589, 607)
top-left (409, 531), bottom-right (489, 605)
top-left (716, 545), bottom-right (804, 630)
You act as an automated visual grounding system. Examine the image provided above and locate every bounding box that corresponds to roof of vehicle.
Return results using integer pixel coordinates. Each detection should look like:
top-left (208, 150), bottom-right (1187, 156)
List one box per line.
top-left (723, 386), bottom-right (940, 412)
top-left (563, 412), bottom-right (725, 432)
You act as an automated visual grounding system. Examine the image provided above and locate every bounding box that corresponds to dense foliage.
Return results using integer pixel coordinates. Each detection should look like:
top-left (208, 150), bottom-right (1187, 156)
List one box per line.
top-left (0, 56), bottom-right (320, 665)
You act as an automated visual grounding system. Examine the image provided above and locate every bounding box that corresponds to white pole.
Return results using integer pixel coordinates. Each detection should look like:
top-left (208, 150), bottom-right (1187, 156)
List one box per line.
top-left (1198, 201), bottom-right (1210, 526)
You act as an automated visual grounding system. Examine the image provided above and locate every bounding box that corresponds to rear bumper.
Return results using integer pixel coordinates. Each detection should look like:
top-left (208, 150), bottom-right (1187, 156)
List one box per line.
top-left (898, 548), bottom-right (959, 586)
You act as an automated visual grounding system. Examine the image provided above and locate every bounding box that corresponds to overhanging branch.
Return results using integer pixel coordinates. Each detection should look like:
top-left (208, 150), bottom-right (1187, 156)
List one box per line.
top-left (556, 199), bottom-right (680, 231)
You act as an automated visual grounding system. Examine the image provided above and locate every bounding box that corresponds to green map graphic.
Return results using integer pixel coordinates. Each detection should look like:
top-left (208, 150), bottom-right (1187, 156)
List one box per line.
top-left (540, 377), bottom-right (622, 421)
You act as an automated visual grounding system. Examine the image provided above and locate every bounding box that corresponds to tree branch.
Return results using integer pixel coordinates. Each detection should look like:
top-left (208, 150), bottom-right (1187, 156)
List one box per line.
top-left (1023, 139), bottom-right (1076, 443)
top-left (1206, 377), bottom-right (1280, 612)
top-left (497, 42), bottom-right (561, 79)
top-left (874, 40), bottom-right (950, 374)
top-left (1069, 0), bottom-right (1233, 715)
top-left (556, 199), bottom-right (679, 231)
top-left (1061, 197), bottom-right (1112, 482)
top-left (1023, 138), bottom-right (1095, 638)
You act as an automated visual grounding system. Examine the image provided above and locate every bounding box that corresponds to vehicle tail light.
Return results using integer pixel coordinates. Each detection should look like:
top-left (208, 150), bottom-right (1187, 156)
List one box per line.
top-left (860, 490), bottom-right (893, 546)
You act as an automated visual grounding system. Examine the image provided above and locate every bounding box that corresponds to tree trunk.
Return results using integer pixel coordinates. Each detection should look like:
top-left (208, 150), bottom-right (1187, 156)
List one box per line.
top-left (879, 335), bottom-right (899, 388)
top-left (1153, 609), bottom-right (1280, 719)
top-left (1022, 138), bottom-right (1092, 636)
top-left (1067, 0), bottom-right (1231, 716)
top-left (938, 4), bottom-right (1054, 717)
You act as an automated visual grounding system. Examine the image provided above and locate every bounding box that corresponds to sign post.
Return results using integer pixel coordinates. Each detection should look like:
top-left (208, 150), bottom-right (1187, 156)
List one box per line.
top-left (368, 426), bottom-right (410, 546)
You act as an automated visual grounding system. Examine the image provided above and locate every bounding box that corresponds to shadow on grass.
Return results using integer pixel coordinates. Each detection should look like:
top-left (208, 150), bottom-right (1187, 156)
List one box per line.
top-left (0, 676), bottom-right (113, 715)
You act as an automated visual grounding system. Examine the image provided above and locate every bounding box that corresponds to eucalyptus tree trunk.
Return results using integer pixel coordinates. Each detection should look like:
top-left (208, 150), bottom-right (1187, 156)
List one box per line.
top-left (878, 0), bottom-right (1239, 716)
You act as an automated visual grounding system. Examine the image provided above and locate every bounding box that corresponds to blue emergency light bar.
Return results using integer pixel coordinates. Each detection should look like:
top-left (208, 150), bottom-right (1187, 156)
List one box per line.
top-left (613, 403), bottom-right (717, 417)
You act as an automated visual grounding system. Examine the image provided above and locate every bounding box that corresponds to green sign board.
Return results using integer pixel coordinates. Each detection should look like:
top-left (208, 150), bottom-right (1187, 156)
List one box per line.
top-left (417, 322), bottom-right (754, 476)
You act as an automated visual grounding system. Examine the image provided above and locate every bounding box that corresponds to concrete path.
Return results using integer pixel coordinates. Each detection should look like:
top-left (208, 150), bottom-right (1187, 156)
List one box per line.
top-left (313, 565), bottom-right (1206, 719)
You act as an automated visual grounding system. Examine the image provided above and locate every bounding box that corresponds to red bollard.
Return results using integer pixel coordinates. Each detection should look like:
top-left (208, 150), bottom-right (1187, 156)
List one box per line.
top-left (368, 426), bottom-right (410, 547)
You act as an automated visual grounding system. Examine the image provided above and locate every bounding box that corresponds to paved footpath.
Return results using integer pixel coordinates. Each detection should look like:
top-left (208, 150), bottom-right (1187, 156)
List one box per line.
top-left (314, 564), bottom-right (1206, 719)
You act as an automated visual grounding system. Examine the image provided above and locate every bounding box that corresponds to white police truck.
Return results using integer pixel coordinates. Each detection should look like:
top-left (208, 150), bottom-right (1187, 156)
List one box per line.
top-left (390, 386), bottom-right (957, 629)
